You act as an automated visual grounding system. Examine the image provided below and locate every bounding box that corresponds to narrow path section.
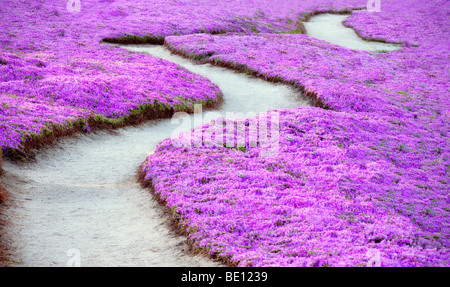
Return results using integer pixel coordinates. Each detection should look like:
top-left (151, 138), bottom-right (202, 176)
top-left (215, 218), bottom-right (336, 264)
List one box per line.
top-left (118, 44), bottom-right (310, 113)
top-left (1, 45), bottom-right (309, 267)
top-left (2, 11), bottom-right (389, 266)
top-left (304, 13), bottom-right (402, 51)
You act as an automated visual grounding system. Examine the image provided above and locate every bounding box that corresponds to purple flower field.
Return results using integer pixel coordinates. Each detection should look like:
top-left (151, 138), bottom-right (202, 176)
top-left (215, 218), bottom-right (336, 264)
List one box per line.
top-left (0, 0), bottom-right (225, 155)
top-left (1, 0), bottom-right (449, 266)
top-left (142, 1), bottom-right (449, 266)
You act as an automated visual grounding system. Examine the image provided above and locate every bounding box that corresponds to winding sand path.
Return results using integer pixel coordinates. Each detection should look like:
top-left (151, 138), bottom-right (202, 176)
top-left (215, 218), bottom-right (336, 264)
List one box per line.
top-left (1, 45), bottom-right (306, 267)
top-left (0, 12), bottom-right (399, 267)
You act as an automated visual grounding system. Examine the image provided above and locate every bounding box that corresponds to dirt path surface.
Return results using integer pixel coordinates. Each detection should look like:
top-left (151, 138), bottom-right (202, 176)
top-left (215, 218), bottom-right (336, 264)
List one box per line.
top-left (0, 45), bottom-right (307, 267)
top-left (304, 13), bottom-right (401, 51)
top-left (0, 12), bottom-right (402, 267)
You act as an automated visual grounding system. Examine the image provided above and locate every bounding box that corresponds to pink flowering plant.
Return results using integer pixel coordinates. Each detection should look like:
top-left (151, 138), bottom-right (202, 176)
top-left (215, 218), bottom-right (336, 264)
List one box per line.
top-left (141, 1), bottom-right (449, 266)
top-left (1, 0), bottom-right (449, 266)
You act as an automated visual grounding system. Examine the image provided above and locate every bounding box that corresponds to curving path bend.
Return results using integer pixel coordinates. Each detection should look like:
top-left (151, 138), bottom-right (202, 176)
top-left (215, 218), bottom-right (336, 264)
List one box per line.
top-left (0, 12), bottom-right (399, 267)
top-left (1, 44), bottom-right (306, 267)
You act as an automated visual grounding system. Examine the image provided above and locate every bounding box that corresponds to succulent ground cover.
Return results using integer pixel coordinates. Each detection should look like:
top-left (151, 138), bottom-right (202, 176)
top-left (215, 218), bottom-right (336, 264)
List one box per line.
top-left (0, 0), bottom-right (227, 157)
top-left (140, 0), bottom-right (450, 266)
top-left (0, 46), bottom-right (223, 157)
top-left (0, 0), bottom-right (368, 155)
top-left (0, 0), bottom-right (448, 266)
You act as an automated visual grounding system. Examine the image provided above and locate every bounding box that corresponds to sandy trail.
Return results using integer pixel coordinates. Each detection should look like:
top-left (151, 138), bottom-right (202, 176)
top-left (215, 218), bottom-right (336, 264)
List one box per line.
top-left (1, 45), bottom-right (306, 267)
top-left (304, 13), bottom-right (401, 51)
top-left (0, 12), bottom-right (397, 267)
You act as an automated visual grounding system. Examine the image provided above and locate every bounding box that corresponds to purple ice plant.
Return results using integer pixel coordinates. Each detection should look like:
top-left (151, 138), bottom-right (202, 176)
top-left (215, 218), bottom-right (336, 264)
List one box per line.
top-left (0, 0), bottom-right (448, 266)
top-left (141, 1), bottom-right (449, 266)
